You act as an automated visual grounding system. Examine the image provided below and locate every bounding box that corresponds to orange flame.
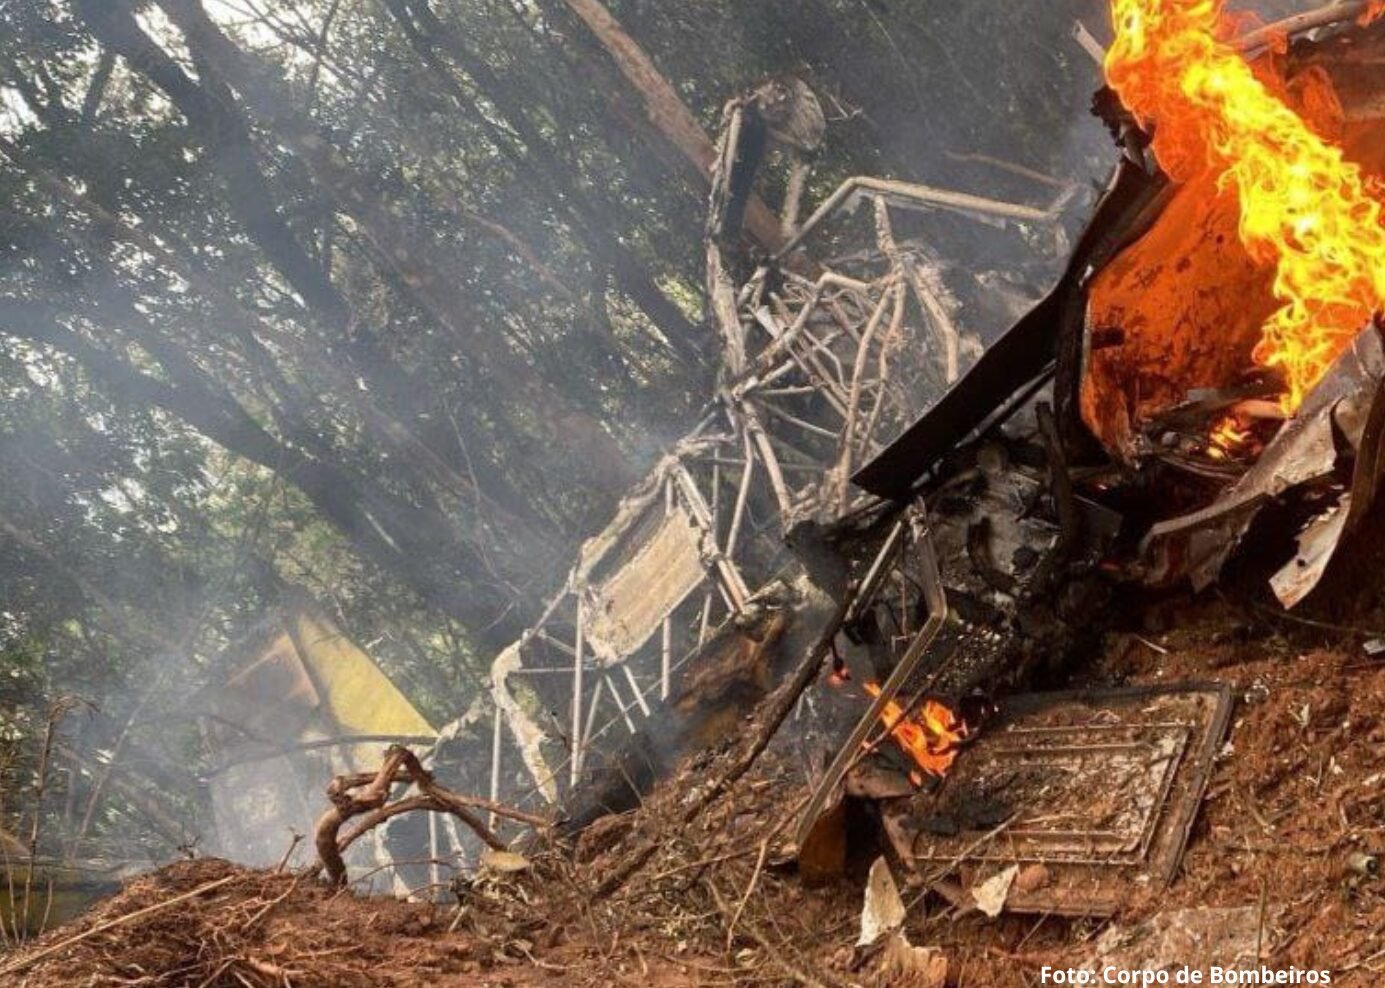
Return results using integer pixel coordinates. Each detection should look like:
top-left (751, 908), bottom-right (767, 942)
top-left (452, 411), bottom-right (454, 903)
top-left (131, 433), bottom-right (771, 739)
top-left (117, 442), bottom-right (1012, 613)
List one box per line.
top-left (863, 682), bottom-right (966, 779)
top-left (1206, 413), bottom-right (1253, 459)
top-left (1106, 0), bottom-right (1385, 414)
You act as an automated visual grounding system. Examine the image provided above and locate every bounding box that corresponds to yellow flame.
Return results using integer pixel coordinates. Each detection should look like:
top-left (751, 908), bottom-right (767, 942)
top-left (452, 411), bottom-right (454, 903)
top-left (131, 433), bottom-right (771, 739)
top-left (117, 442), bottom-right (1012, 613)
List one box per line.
top-left (863, 682), bottom-right (965, 778)
top-left (1106, 0), bottom-right (1385, 413)
top-left (1207, 413), bottom-right (1252, 459)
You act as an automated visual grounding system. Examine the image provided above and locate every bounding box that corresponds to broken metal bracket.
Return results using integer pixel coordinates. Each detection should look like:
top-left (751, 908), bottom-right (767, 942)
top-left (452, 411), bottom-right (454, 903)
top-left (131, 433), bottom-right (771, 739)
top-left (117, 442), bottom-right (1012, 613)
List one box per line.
top-left (795, 508), bottom-right (949, 848)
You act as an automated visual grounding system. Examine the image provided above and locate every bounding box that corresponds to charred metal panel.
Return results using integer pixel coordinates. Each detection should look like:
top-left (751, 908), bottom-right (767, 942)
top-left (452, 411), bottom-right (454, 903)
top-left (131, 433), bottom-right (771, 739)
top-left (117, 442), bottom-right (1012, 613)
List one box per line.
top-left (880, 683), bottom-right (1231, 917)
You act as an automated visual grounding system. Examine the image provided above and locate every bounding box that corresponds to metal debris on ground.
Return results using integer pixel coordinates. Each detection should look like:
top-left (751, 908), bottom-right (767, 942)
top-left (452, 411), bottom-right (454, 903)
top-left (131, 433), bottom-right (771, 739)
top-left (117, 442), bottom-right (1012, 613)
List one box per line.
top-left (879, 683), bottom-right (1233, 917)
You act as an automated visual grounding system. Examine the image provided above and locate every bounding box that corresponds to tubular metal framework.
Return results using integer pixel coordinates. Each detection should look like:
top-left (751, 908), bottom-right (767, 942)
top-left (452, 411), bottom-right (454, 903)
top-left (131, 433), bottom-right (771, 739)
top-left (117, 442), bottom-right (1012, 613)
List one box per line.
top-left (423, 122), bottom-right (1076, 865)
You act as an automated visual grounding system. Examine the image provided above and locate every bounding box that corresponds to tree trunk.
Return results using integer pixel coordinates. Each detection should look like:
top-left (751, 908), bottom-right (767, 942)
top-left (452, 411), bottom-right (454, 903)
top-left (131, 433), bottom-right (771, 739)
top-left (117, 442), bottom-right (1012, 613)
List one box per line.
top-left (147, 0), bottom-right (639, 500)
top-left (0, 131), bottom-right (565, 549)
top-left (0, 299), bottom-right (533, 650)
top-left (556, 0), bottom-right (785, 251)
top-left (73, 0), bottom-right (351, 326)
top-left (385, 0), bottom-right (709, 372)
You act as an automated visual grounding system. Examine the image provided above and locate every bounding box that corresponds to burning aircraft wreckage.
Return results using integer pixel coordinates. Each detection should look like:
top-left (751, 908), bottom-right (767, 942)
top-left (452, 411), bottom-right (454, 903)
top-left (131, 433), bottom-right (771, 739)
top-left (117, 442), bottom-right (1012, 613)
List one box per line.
top-left (340, 1), bottom-right (1385, 921)
top-left (12, 2), bottom-right (1385, 979)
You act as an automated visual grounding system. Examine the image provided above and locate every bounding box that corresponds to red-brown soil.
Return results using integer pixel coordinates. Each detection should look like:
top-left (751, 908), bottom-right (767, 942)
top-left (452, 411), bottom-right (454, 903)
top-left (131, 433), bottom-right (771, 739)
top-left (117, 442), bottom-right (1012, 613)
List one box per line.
top-left (9, 583), bottom-right (1385, 987)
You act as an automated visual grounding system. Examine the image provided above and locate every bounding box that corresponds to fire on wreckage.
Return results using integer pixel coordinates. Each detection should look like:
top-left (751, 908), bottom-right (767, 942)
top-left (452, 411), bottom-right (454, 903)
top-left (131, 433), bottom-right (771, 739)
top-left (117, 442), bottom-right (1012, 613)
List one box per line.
top-left (792, 7), bottom-right (1385, 897)
top-left (388, 2), bottom-right (1385, 919)
top-left (732, 6), bottom-right (1385, 911)
top-left (853, 13), bottom-right (1385, 613)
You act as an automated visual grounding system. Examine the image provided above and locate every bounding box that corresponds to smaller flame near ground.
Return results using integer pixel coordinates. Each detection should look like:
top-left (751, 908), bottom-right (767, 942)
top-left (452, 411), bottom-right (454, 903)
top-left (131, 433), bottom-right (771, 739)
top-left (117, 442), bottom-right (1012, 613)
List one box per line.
top-left (863, 682), bottom-right (967, 781)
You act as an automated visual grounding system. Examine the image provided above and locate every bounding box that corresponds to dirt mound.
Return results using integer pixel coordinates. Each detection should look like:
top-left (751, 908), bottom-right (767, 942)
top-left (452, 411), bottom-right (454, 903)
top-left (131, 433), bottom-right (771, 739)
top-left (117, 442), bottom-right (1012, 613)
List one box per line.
top-left (1107, 616), bottom-right (1385, 978)
top-left (2, 855), bottom-right (705, 987)
top-left (8, 594), bottom-right (1385, 987)
top-left (4, 858), bottom-right (487, 987)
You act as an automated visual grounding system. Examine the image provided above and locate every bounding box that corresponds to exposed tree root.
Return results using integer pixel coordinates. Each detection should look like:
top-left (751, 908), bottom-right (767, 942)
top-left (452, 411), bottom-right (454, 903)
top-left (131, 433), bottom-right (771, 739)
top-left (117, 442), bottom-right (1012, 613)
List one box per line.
top-left (312, 745), bottom-right (547, 885)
